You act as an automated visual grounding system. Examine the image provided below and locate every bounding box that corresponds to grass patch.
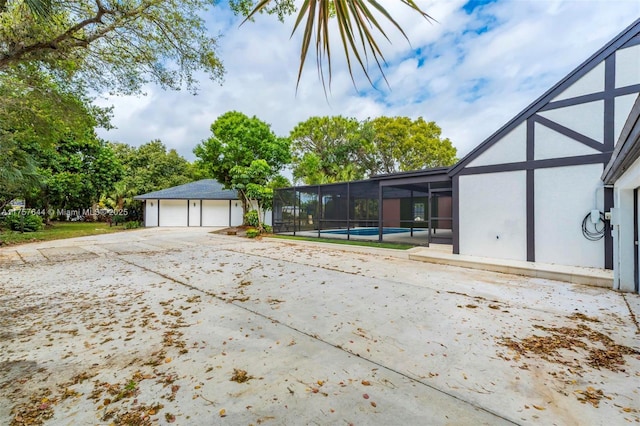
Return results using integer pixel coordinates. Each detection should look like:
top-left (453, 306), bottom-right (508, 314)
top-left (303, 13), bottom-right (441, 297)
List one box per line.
top-left (268, 234), bottom-right (414, 250)
top-left (0, 221), bottom-right (131, 246)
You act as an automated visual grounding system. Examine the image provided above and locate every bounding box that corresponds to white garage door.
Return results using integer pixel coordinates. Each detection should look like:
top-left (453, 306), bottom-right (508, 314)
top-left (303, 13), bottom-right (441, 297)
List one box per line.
top-left (159, 200), bottom-right (188, 226)
top-left (202, 200), bottom-right (230, 226)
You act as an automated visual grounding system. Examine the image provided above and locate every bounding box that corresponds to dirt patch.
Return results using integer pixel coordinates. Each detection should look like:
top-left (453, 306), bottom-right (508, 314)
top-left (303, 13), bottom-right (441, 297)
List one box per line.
top-left (213, 227), bottom-right (251, 238)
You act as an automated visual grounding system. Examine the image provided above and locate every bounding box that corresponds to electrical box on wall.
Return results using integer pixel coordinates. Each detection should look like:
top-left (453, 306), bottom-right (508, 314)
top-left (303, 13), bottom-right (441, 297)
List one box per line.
top-left (609, 208), bottom-right (620, 225)
top-left (590, 209), bottom-right (600, 224)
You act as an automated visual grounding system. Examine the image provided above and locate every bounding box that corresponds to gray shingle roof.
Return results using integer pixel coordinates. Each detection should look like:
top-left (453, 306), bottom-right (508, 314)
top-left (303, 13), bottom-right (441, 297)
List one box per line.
top-left (133, 179), bottom-right (238, 200)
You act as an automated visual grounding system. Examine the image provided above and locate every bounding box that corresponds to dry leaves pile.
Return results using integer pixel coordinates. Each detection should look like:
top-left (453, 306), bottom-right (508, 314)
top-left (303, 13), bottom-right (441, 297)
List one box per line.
top-left (230, 369), bottom-right (253, 384)
top-left (499, 323), bottom-right (639, 372)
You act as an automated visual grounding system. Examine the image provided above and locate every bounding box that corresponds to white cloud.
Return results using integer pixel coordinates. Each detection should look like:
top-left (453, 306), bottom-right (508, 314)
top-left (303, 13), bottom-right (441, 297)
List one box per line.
top-left (96, 0), bottom-right (640, 161)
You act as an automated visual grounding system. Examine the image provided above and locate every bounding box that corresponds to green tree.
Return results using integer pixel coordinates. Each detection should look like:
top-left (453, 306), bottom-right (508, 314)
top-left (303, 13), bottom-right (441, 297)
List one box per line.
top-left (2, 1), bottom-right (432, 92)
top-left (0, 68), bottom-right (112, 209)
top-left (27, 132), bottom-right (123, 220)
top-left (113, 140), bottom-right (193, 195)
top-left (193, 111), bottom-right (290, 220)
top-left (289, 115), bottom-right (373, 185)
top-left (0, 0), bottom-right (224, 95)
top-left (108, 140), bottom-right (195, 221)
top-left (0, 138), bottom-right (38, 210)
top-left (231, 159), bottom-right (273, 230)
top-left (369, 116), bottom-right (457, 173)
top-left (0, 0), bottom-right (53, 18)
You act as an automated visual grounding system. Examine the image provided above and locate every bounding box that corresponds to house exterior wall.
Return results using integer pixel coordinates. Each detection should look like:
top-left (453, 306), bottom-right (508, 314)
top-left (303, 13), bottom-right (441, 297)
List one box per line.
top-left (452, 21), bottom-right (640, 271)
top-left (159, 200), bottom-right (188, 227)
top-left (615, 44), bottom-right (640, 89)
top-left (534, 164), bottom-right (605, 268)
top-left (612, 154), bottom-right (640, 292)
top-left (467, 123), bottom-right (527, 167)
top-left (141, 198), bottom-right (271, 228)
top-left (144, 200), bottom-right (159, 227)
top-left (459, 171), bottom-right (527, 261)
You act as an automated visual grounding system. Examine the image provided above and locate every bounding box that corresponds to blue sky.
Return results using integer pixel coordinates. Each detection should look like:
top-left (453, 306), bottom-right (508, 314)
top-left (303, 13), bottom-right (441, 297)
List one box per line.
top-left (96, 0), bottom-right (640, 163)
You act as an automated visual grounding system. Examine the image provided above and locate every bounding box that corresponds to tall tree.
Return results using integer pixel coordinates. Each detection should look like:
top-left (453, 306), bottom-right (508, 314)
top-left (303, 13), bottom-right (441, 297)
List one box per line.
top-left (112, 140), bottom-right (193, 196)
top-left (289, 115), bottom-right (373, 185)
top-left (107, 140), bottom-right (195, 221)
top-left (0, 138), bottom-right (38, 210)
top-left (0, 0), bottom-right (224, 95)
top-left (28, 132), bottom-right (123, 219)
top-left (193, 111), bottom-right (290, 219)
top-left (0, 68), bottom-right (111, 209)
top-left (369, 116), bottom-right (457, 173)
top-left (1, 1), bottom-right (432, 93)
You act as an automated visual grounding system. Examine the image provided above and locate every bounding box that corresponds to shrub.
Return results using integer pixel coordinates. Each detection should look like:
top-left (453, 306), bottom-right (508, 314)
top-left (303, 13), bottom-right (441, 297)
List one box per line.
top-left (113, 214), bottom-right (126, 225)
top-left (124, 221), bottom-right (140, 229)
top-left (263, 225), bottom-right (272, 234)
top-left (245, 228), bottom-right (260, 238)
top-left (244, 209), bottom-right (260, 227)
top-left (5, 213), bottom-right (44, 232)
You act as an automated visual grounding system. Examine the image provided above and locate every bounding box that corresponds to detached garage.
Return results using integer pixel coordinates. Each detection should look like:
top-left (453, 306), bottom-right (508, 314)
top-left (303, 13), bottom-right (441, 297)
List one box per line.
top-left (134, 179), bottom-right (244, 227)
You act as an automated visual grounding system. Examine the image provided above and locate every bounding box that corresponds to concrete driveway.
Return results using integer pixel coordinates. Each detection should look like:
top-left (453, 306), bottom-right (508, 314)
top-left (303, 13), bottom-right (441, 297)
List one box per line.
top-left (1, 227), bottom-right (639, 425)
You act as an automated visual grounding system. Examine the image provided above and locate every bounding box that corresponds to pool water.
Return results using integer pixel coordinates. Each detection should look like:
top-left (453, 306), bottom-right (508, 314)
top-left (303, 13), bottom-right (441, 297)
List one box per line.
top-left (321, 227), bottom-right (426, 236)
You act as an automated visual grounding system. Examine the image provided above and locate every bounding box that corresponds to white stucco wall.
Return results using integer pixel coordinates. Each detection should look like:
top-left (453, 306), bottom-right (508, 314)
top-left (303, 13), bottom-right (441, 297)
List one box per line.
top-left (202, 200), bottom-right (231, 227)
top-left (144, 200), bottom-right (159, 227)
top-left (159, 200), bottom-right (188, 227)
top-left (615, 94), bottom-right (638, 144)
top-left (615, 44), bottom-right (640, 88)
top-left (534, 122), bottom-right (600, 160)
top-left (188, 200), bottom-right (201, 227)
top-left (539, 100), bottom-right (605, 142)
top-left (534, 164), bottom-right (604, 268)
top-left (612, 154), bottom-right (640, 292)
top-left (231, 202), bottom-right (244, 227)
top-left (459, 171), bottom-right (527, 261)
top-left (467, 123), bottom-right (526, 167)
top-left (552, 61), bottom-right (604, 101)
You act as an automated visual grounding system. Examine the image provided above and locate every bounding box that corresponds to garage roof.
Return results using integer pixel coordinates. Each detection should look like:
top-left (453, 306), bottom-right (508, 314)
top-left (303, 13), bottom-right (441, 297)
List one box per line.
top-left (133, 179), bottom-right (238, 200)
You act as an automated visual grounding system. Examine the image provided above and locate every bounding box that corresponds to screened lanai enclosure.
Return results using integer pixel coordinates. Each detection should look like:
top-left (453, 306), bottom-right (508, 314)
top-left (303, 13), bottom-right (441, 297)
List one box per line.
top-left (273, 168), bottom-right (453, 246)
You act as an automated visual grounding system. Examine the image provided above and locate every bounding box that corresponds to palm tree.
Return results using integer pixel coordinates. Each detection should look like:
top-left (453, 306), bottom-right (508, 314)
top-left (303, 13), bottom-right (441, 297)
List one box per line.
top-left (246, 0), bottom-right (434, 89)
top-left (0, 0), bottom-right (52, 17)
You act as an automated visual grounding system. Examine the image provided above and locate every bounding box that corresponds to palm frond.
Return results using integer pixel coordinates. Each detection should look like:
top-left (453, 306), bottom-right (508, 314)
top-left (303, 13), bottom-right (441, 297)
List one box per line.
top-left (24, 0), bottom-right (53, 18)
top-left (245, 0), bottom-right (434, 90)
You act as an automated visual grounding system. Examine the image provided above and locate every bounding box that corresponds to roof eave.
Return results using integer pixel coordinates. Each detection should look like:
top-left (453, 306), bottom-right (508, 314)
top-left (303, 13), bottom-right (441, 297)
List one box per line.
top-left (602, 95), bottom-right (640, 184)
top-left (449, 18), bottom-right (640, 177)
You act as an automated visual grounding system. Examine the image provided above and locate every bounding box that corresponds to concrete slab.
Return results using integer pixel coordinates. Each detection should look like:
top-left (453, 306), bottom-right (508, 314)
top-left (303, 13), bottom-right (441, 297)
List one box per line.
top-left (409, 248), bottom-right (614, 288)
top-left (13, 247), bottom-right (48, 264)
top-left (0, 228), bottom-right (638, 425)
top-left (0, 250), bottom-right (23, 267)
top-left (38, 246), bottom-right (97, 262)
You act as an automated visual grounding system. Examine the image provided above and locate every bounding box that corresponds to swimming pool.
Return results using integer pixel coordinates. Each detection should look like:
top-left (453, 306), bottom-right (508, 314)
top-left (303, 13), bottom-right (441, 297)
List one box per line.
top-left (321, 227), bottom-right (426, 236)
